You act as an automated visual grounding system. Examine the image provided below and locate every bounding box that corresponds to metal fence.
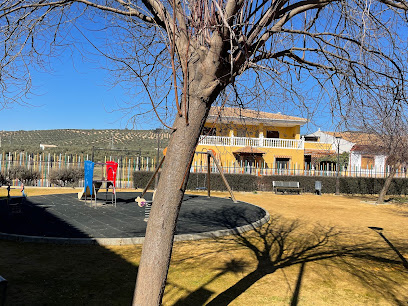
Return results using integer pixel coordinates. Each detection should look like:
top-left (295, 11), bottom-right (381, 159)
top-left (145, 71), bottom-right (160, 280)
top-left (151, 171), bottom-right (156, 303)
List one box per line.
top-left (0, 152), bottom-right (155, 188)
top-left (190, 163), bottom-right (407, 178)
top-left (1, 152), bottom-right (407, 188)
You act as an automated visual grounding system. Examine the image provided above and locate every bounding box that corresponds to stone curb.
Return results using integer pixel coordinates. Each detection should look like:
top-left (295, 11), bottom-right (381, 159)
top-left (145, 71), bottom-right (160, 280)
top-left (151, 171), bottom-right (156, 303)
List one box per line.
top-left (0, 200), bottom-right (270, 246)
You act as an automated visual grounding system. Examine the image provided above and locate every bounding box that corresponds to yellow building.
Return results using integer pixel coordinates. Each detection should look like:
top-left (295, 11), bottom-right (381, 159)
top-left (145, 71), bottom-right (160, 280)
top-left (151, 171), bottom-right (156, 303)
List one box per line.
top-left (194, 107), bottom-right (329, 173)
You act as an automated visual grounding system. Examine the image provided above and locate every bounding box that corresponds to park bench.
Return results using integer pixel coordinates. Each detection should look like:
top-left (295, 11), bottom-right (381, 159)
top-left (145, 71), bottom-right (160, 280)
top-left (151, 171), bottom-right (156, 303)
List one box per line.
top-left (272, 181), bottom-right (303, 194)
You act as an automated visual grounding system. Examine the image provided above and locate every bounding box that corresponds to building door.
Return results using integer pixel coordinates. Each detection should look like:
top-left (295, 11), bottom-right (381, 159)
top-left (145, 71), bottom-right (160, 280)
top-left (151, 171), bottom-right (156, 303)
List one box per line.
top-left (244, 156), bottom-right (256, 168)
top-left (304, 155), bottom-right (312, 170)
top-left (361, 155), bottom-right (374, 169)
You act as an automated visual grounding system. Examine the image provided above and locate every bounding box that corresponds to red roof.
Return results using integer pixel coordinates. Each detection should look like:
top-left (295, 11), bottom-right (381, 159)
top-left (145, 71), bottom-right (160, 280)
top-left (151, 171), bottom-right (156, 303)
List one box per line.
top-left (209, 107), bottom-right (307, 123)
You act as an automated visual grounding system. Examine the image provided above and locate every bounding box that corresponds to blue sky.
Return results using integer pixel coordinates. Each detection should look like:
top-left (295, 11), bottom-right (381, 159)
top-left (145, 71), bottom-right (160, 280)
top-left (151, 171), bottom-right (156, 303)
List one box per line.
top-left (0, 14), bottom-right (336, 133)
top-left (0, 56), bottom-right (148, 131)
top-left (0, 49), bottom-right (333, 134)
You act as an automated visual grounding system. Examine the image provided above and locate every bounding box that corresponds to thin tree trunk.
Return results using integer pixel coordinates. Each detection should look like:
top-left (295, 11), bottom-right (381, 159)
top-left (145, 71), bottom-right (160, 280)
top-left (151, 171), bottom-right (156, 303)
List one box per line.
top-left (132, 95), bottom-right (212, 305)
top-left (377, 162), bottom-right (400, 204)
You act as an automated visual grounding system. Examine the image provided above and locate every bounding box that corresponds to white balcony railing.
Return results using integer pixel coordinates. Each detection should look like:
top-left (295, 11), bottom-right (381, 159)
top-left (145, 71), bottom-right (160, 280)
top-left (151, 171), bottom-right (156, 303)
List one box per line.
top-left (198, 135), bottom-right (304, 149)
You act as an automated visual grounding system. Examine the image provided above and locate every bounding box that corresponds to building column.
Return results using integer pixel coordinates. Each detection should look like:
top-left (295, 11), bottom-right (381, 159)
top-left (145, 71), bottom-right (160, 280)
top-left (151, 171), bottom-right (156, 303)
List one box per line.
top-left (259, 124), bottom-right (264, 147)
top-left (259, 132), bottom-right (264, 147)
top-left (229, 128), bottom-right (234, 146)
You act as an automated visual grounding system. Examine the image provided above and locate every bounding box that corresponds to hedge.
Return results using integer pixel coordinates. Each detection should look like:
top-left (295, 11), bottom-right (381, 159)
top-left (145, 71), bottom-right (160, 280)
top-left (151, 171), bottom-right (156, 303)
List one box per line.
top-left (133, 171), bottom-right (408, 195)
top-left (133, 171), bottom-right (157, 189)
top-left (133, 171), bottom-right (257, 192)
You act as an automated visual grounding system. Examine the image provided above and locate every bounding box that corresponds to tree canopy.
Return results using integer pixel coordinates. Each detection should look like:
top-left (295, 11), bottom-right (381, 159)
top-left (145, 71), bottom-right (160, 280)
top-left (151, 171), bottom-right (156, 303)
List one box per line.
top-left (2, 0), bottom-right (408, 304)
top-left (2, 0), bottom-right (408, 118)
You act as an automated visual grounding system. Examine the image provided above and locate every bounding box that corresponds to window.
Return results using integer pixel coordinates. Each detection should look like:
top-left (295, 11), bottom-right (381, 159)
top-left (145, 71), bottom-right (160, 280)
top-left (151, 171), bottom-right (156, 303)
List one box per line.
top-left (267, 131), bottom-right (280, 138)
top-left (201, 127), bottom-right (216, 136)
top-left (304, 136), bottom-right (318, 142)
top-left (275, 158), bottom-right (290, 169)
top-left (304, 155), bottom-right (312, 170)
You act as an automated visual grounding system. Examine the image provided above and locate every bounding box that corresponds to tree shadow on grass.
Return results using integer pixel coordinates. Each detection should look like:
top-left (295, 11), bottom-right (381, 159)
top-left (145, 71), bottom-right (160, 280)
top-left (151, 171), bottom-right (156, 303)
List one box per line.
top-left (174, 209), bottom-right (408, 305)
top-left (0, 197), bottom-right (140, 305)
top-left (0, 242), bottom-right (140, 305)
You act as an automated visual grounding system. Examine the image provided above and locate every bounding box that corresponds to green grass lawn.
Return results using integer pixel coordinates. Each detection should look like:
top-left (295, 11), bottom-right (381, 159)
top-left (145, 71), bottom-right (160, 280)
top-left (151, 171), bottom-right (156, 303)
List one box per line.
top-left (0, 190), bottom-right (407, 305)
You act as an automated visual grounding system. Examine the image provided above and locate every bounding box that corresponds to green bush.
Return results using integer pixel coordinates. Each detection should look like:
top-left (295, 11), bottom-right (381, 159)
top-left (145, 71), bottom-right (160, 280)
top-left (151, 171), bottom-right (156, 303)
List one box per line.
top-left (132, 171), bottom-right (408, 195)
top-left (0, 172), bottom-right (9, 186)
top-left (133, 171), bottom-right (157, 189)
top-left (185, 173), bottom-right (257, 191)
top-left (257, 175), bottom-right (335, 193)
top-left (133, 171), bottom-right (257, 191)
top-left (339, 177), bottom-right (408, 195)
top-left (8, 166), bottom-right (41, 185)
top-left (49, 168), bottom-right (84, 187)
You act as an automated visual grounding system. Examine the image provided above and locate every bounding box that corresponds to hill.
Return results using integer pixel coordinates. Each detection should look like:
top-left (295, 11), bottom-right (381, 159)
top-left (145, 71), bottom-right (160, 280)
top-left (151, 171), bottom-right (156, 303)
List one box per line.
top-left (0, 129), bottom-right (171, 159)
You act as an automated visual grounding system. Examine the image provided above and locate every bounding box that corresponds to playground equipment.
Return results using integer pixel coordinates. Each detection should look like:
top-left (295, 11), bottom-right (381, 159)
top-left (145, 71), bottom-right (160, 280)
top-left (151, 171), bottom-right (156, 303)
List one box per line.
top-left (136, 148), bottom-right (237, 204)
top-left (136, 191), bottom-right (155, 222)
top-left (195, 150), bottom-right (237, 202)
top-left (78, 160), bottom-right (118, 207)
top-left (135, 148), bottom-right (237, 222)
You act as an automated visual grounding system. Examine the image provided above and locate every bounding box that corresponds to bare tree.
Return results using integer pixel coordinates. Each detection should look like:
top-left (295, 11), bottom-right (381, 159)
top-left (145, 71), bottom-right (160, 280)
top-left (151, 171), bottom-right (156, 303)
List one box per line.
top-left (2, 0), bottom-right (408, 304)
top-left (342, 84), bottom-right (408, 203)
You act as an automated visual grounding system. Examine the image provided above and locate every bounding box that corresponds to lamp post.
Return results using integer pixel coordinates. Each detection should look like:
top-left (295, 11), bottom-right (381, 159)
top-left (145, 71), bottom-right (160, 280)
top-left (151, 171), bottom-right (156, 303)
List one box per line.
top-left (335, 136), bottom-right (341, 195)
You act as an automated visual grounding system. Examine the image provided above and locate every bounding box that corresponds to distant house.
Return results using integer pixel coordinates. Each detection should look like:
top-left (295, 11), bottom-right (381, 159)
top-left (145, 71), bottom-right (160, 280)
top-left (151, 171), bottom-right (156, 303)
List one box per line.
top-left (193, 108), bottom-right (392, 174)
top-left (40, 144), bottom-right (58, 150)
top-left (304, 130), bottom-right (388, 173)
top-left (304, 129), bottom-right (355, 153)
top-left (195, 107), bottom-right (308, 170)
top-left (349, 144), bottom-right (387, 172)
top-left (303, 129), bottom-right (354, 170)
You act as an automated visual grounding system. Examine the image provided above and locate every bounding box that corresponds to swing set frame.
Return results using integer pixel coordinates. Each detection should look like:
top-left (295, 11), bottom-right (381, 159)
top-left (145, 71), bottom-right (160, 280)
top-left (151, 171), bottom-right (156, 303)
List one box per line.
top-left (139, 150), bottom-right (237, 203)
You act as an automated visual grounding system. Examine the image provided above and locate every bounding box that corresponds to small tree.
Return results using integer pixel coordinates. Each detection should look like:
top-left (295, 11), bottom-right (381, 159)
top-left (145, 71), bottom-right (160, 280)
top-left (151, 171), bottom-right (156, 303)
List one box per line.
top-left (49, 168), bottom-right (84, 187)
top-left (8, 166), bottom-right (41, 185)
top-left (341, 84), bottom-right (408, 203)
top-left (0, 171), bottom-right (8, 186)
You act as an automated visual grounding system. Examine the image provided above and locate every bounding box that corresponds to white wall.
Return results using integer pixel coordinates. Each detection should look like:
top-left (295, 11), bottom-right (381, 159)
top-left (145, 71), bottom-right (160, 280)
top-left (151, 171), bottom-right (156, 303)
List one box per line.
top-left (349, 151), bottom-right (361, 169)
top-left (306, 130), bottom-right (355, 153)
top-left (374, 155), bottom-right (386, 169)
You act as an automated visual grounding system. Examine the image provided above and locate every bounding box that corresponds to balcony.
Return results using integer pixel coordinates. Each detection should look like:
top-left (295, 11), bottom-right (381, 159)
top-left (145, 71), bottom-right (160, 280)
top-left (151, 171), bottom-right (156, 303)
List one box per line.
top-left (198, 135), bottom-right (304, 149)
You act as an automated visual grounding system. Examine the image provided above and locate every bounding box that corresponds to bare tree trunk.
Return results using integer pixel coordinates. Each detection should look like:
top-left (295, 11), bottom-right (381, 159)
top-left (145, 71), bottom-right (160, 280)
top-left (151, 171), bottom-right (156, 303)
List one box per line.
top-left (377, 162), bottom-right (400, 204)
top-left (132, 93), bottom-right (214, 305)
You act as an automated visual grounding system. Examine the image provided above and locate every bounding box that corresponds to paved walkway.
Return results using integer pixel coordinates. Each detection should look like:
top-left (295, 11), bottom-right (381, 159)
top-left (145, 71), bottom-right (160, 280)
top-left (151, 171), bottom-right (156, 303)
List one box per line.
top-left (0, 192), bottom-right (269, 245)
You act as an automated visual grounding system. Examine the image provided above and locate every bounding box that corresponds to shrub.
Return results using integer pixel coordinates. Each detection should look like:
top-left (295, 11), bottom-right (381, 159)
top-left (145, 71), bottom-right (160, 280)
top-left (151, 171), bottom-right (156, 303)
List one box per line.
top-left (49, 168), bottom-right (84, 187)
top-left (257, 175), bottom-right (337, 193)
top-left (134, 171), bottom-right (257, 192)
top-left (224, 173), bottom-right (257, 191)
top-left (132, 171), bottom-right (408, 195)
top-left (133, 171), bottom-right (157, 189)
top-left (0, 172), bottom-right (9, 186)
top-left (8, 166), bottom-right (40, 185)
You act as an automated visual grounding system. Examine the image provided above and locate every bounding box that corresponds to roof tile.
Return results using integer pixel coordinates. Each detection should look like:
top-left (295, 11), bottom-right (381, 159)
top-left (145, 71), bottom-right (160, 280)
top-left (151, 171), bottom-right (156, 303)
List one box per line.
top-left (209, 107), bottom-right (307, 122)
